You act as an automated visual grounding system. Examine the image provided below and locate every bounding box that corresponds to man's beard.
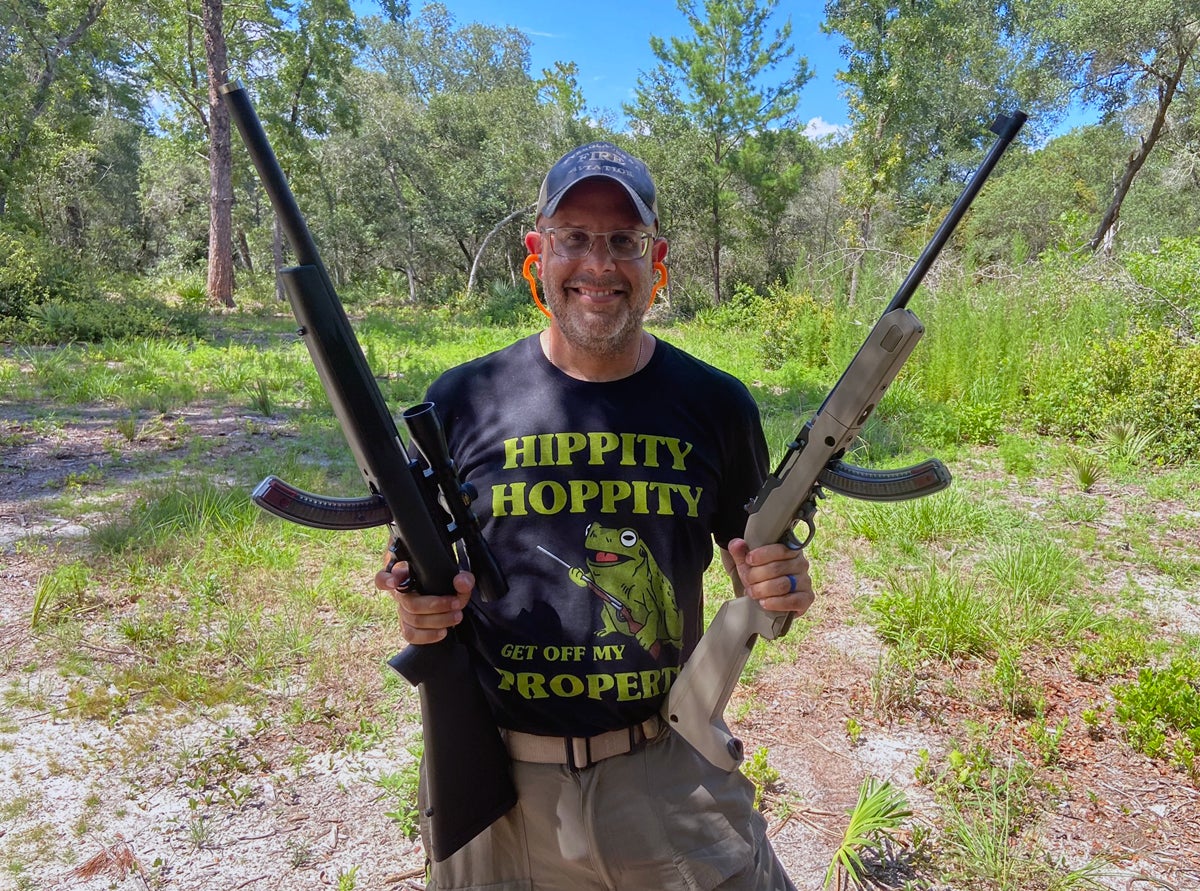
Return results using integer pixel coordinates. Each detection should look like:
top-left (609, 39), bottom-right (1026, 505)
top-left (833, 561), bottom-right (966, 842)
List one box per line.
top-left (543, 276), bottom-right (650, 358)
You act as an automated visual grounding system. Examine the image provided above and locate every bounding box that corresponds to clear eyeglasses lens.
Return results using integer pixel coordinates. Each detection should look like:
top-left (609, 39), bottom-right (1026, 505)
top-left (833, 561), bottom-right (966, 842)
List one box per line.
top-left (545, 228), bottom-right (650, 260)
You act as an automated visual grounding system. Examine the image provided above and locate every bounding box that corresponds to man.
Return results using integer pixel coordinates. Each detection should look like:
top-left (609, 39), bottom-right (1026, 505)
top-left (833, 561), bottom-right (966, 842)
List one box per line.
top-left (377, 141), bottom-right (813, 890)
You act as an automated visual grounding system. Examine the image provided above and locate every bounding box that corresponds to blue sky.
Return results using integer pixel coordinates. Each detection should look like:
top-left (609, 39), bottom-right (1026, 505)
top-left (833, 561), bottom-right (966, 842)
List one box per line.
top-left (384, 1), bottom-right (851, 138)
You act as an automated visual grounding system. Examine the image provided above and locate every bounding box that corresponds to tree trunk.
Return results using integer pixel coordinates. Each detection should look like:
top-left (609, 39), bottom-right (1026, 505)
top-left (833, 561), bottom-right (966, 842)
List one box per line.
top-left (467, 205), bottom-right (531, 297)
top-left (235, 227), bottom-right (254, 272)
top-left (202, 0), bottom-right (234, 307)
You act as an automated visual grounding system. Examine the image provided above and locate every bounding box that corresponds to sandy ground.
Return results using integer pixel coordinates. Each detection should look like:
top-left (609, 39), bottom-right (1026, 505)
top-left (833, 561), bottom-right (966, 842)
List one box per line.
top-left (2, 404), bottom-right (1198, 890)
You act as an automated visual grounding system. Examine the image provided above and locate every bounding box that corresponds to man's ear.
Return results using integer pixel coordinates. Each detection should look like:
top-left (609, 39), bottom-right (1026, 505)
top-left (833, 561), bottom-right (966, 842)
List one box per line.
top-left (524, 230), bottom-right (542, 255)
top-left (652, 237), bottom-right (669, 263)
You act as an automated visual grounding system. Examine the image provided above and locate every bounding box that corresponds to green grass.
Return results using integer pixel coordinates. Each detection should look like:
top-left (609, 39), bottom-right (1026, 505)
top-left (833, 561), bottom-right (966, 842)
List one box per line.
top-left (4, 264), bottom-right (1200, 887)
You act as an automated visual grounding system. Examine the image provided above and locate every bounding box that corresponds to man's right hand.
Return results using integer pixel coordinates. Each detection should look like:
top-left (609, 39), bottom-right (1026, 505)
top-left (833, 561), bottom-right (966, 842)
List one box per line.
top-left (375, 560), bottom-right (473, 644)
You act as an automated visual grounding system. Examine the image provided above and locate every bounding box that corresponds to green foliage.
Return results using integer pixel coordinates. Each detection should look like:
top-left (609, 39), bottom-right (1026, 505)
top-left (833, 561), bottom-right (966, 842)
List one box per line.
top-left (824, 777), bottom-right (911, 890)
top-left (1113, 655), bottom-right (1200, 780)
top-left (1064, 447), bottom-right (1104, 492)
top-left (31, 562), bottom-right (93, 627)
top-left (0, 243), bottom-right (205, 342)
top-left (1027, 326), bottom-right (1200, 464)
top-left (1073, 618), bottom-right (1155, 682)
top-left (760, 285), bottom-right (835, 371)
top-left (992, 645), bottom-right (1045, 719)
top-left (964, 125), bottom-right (1126, 262)
top-left (996, 434), bottom-right (1037, 478)
top-left (847, 488), bottom-right (990, 547)
top-left (870, 567), bottom-right (994, 660)
top-left (375, 751), bottom-right (423, 840)
top-left (692, 283), bottom-right (769, 330)
top-left (0, 229), bottom-right (50, 320)
top-left (932, 750), bottom-right (1056, 889)
top-left (8, 293), bottom-right (205, 344)
top-left (0, 226), bottom-right (100, 335)
top-left (627, 0), bottom-right (813, 305)
top-left (741, 746), bottom-right (781, 811)
top-left (449, 281), bottom-right (545, 328)
top-left (91, 481), bottom-right (258, 554)
top-left (1122, 237), bottom-right (1200, 332)
top-left (823, 0), bottom-right (1030, 231)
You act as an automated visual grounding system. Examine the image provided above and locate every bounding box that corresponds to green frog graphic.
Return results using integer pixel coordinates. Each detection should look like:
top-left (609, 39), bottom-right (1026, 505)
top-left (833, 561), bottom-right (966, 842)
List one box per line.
top-left (564, 522), bottom-right (683, 657)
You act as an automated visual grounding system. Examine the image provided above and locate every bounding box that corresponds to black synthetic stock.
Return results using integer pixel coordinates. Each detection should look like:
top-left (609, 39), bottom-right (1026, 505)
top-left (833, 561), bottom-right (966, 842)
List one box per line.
top-left (387, 639), bottom-right (515, 859)
top-left (220, 80), bottom-right (515, 861)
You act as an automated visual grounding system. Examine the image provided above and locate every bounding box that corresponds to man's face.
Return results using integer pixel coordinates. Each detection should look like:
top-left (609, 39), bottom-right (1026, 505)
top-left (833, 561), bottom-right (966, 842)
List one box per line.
top-left (525, 179), bottom-right (667, 359)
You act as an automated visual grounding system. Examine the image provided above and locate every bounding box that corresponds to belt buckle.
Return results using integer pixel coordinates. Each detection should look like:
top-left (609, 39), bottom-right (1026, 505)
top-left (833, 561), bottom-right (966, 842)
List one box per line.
top-left (566, 735), bottom-right (592, 770)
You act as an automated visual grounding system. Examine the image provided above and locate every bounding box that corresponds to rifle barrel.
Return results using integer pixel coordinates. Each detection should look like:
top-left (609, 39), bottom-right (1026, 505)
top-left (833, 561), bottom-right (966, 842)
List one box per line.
top-left (884, 111), bottom-right (1027, 316)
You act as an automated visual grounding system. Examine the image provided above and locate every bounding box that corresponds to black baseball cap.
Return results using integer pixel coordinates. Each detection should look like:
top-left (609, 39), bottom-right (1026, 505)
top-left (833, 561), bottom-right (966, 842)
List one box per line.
top-left (536, 141), bottom-right (659, 228)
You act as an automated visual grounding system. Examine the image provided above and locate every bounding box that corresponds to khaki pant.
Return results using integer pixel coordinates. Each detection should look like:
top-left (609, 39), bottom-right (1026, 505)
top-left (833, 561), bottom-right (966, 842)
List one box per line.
top-left (421, 729), bottom-right (795, 891)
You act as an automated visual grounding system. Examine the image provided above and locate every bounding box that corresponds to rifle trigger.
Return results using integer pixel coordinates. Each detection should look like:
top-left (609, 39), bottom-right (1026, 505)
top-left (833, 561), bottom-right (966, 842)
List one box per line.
top-left (794, 491), bottom-right (821, 549)
top-left (386, 535), bottom-right (411, 573)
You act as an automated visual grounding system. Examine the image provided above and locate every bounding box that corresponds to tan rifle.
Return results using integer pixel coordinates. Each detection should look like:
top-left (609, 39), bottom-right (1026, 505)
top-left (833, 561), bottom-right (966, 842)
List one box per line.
top-left (664, 111), bottom-right (1028, 769)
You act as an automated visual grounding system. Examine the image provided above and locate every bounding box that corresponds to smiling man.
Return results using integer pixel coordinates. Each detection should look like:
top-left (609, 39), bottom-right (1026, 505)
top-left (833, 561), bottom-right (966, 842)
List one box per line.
top-left (378, 141), bottom-right (813, 890)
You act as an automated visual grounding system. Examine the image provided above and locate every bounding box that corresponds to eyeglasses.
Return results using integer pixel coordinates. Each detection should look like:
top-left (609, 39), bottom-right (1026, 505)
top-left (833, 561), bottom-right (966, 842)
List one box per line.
top-left (540, 227), bottom-right (652, 261)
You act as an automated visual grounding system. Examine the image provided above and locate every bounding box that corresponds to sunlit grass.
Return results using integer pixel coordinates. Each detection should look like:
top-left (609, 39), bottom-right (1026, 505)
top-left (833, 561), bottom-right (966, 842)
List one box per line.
top-left (6, 280), bottom-right (1200, 887)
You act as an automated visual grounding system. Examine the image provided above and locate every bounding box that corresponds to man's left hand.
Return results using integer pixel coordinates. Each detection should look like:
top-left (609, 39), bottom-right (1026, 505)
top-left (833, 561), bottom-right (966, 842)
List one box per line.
top-left (724, 538), bottom-right (814, 616)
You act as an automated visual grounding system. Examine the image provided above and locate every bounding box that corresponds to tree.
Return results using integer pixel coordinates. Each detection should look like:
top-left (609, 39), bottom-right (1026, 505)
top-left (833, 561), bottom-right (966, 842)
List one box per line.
top-left (1024, 0), bottom-right (1200, 253)
top-left (822, 0), bottom-right (1030, 302)
top-left (202, 0), bottom-right (233, 306)
top-left (122, 0), bottom-right (280, 303)
top-left (628, 0), bottom-right (812, 305)
top-left (250, 0), bottom-right (362, 294)
top-left (350, 5), bottom-right (558, 299)
top-left (0, 0), bottom-right (122, 220)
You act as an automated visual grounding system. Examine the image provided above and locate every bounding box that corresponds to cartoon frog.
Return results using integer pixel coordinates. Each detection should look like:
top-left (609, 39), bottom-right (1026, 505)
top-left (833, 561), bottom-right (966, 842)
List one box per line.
top-left (566, 522), bottom-right (683, 656)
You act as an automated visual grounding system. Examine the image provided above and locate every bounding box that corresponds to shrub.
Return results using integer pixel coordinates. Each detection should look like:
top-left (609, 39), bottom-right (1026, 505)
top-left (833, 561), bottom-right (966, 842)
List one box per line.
top-left (15, 293), bottom-right (204, 344)
top-left (1113, 655), bottom-right (1200, 779)
top-left (1122, 237), bottom-right (1200, 334)
top-left (693, 282), bottom-right (768, 331)
top-left (1025, 326), bottom-right (1200, 464)
top-left (760, 284), bottom-right (835, 371)
top-left (0, 228), bottom-right (50, 320)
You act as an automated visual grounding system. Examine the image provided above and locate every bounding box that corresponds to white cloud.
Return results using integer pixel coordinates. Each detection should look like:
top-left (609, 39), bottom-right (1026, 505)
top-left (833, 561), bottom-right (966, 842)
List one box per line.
top-left (804, 117), bottom-right (847, 141)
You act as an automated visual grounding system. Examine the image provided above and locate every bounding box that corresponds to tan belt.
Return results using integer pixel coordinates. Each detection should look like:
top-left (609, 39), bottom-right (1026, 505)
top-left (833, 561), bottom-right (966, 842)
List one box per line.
top-left (502, 715), bottom-right (663, 770)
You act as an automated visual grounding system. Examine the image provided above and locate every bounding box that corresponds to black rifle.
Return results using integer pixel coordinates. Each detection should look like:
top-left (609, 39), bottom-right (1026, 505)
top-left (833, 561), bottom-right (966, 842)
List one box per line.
top-left (665, 111), bottom-right (1028, 769)
top-left (220, 81), bottom-right (515, 861)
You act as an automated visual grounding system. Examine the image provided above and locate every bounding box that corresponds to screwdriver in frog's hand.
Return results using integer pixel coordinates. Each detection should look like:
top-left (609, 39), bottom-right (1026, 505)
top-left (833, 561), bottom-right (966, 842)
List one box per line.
top-left (536, 545), bottom-right (644, 633)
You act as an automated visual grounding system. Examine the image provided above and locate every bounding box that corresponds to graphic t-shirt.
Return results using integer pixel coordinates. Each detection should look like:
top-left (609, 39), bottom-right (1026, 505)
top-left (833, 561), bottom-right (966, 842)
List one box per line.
top-left (424, 333), bottom-right (769, 737)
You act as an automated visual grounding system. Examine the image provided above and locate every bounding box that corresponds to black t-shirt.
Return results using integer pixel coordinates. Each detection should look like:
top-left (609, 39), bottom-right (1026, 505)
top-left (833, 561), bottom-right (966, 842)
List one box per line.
top-left (424, 333), bottom-right (769, 736)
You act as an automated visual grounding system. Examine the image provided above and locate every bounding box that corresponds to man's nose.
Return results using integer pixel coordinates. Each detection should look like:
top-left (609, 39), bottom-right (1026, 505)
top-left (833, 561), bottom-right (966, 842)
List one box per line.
top-left (580, 235), bottom-right (617, 270)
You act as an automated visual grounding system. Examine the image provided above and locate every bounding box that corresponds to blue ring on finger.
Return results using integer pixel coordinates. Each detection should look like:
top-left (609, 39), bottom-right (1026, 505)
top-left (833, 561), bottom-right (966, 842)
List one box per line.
top-left (786, 574), bottom-right (797, 594)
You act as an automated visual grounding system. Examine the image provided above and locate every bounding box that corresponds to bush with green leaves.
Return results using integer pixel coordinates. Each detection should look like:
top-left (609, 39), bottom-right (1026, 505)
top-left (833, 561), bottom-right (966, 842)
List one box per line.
top-left (9, 293), bottom-right (204, 344)
top-left (1025, 325), bottom-right (1200, 464)
top-left (0, 228), bottom-right (50, 320)
top-left (1113, 655), bottom-right (1200, 781)
top-left (692, 282), bottom-right (769, 331)
top-left (760, 284), bottom-right (835, 371)
top-left (1122, 236), bottom-right (1200, 333)
top-left (1, 225), bottom-right (94, 333)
